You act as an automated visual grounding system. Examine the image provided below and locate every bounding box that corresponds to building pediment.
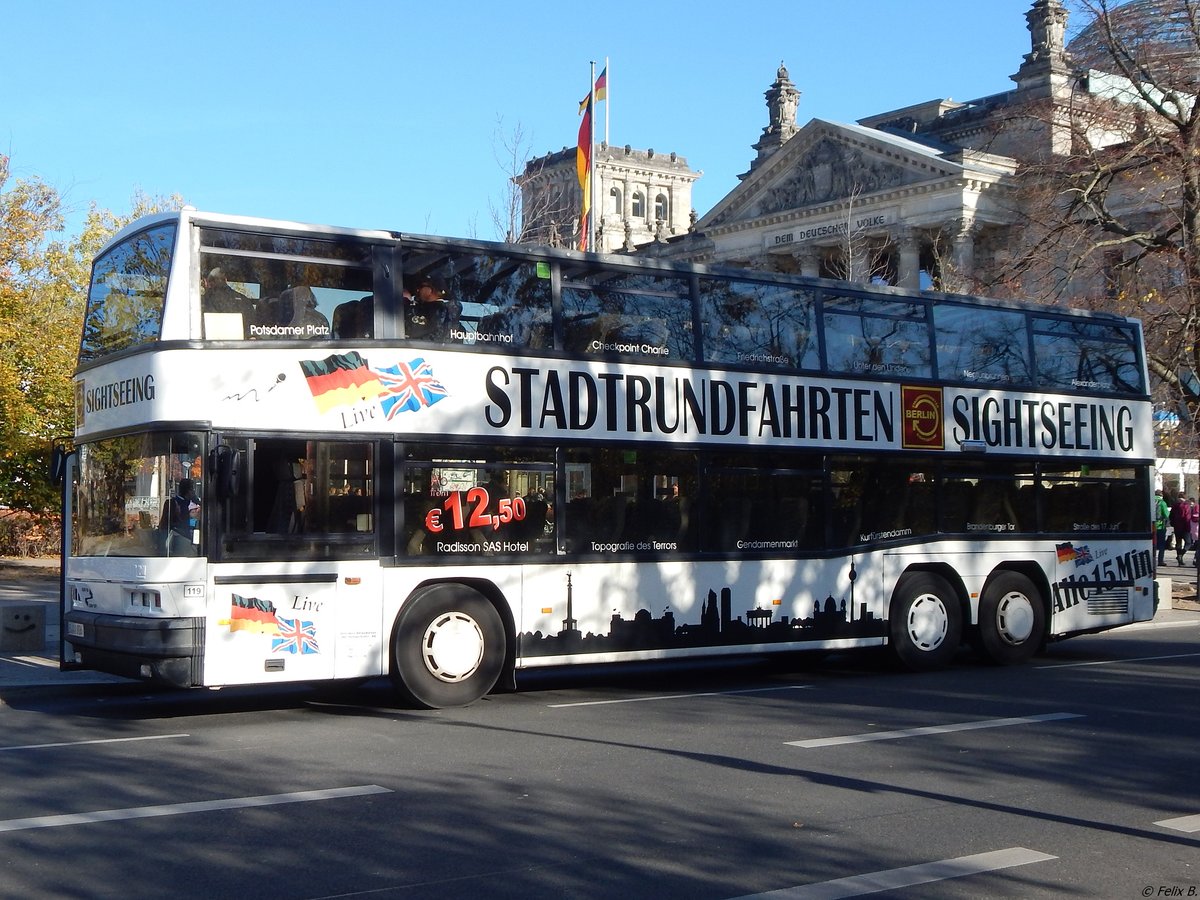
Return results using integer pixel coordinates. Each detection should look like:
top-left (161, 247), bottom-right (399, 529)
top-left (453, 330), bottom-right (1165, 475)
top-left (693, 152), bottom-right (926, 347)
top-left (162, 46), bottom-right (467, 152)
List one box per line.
top-left (698, 119), bottom-right (997, 232)
top-left (757, 135), bottom-right (913, 214)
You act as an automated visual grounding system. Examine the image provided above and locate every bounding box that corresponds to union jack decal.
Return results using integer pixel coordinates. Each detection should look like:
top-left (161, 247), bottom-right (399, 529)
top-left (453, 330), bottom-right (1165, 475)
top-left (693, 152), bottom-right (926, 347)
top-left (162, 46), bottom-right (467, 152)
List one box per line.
top-left (377, 358), bottom-right (449, 418)
top-left (272, 618), bottom-right (320, 655)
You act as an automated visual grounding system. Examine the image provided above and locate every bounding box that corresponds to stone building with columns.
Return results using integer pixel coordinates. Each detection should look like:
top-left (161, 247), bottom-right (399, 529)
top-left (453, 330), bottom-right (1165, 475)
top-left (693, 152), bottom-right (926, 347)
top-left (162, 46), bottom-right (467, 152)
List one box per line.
top-left (519, 142), bottom-right (700, 253)
top-left (521, 0), bottom-right (1160, 302)
top-left (517, 0), bottom-right (1196, 488)
top-left (645, 0), bottom-right (1196, 491)
top-left (652, 0), bottom-right (1080, 295)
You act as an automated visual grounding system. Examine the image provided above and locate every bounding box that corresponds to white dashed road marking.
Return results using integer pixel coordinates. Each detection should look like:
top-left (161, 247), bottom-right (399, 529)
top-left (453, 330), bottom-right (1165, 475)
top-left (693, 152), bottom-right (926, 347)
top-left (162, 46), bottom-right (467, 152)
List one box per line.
top-left (732, 847), bottom-right (1057, 899)
top-left (786, 712), bottom-right (1082, 748)
top-left (0, 785), bottom-right (392, 833)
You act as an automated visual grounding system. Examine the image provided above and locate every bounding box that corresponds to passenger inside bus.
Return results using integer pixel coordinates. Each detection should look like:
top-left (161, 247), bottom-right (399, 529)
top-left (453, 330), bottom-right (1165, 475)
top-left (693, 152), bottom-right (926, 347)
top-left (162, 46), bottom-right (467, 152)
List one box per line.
top-left (202, 267), bottom-right (255, 338)
top-left (266, 459), bottom-right (307, 534)
top-left (404, 274), bottom-right (461, 341)
top-left (332, 295), bottom-right (374, 339)
top-left (255, 286), bottom-right (331, 337)
top-left (159, 478), bottom-right (200, 556)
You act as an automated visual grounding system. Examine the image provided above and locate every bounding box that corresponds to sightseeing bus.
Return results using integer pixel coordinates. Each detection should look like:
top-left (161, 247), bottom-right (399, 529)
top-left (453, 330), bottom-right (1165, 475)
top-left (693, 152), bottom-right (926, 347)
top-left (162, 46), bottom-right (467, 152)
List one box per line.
top-left (58, 209), bottom-right (1156, 707)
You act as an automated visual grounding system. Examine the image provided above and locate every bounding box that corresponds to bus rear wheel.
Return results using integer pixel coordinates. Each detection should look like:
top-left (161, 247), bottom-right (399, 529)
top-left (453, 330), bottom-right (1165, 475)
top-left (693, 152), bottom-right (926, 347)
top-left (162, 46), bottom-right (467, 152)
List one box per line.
top-left (390, 584), bottom-right (505, 708)
top-left (975, 572), bottom-right (1045, 665)
top-left (889, 572), bottom-right (962, 671)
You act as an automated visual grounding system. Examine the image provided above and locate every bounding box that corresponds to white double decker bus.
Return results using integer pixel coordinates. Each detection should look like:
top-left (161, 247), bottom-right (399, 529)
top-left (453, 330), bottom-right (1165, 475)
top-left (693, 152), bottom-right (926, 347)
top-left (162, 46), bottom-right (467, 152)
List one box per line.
top-left (59, 209), bottom-right (1156, 707)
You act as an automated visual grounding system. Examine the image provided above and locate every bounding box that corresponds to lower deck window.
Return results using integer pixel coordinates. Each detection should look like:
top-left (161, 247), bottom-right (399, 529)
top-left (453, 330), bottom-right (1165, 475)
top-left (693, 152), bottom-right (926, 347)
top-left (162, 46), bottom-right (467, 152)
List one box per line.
top-left (220, 437), bottom-right (375, 560)
top-left (562, 448), bottom-right (696, 553)
top-left (402, 448), bottom-right (556, 557)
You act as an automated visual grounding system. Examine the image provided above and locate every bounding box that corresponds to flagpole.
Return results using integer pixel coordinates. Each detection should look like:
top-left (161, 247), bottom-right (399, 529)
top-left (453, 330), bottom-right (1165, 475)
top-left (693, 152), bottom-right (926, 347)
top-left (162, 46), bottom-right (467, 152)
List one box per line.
top-left (589, 59), bottom-right (597, 252)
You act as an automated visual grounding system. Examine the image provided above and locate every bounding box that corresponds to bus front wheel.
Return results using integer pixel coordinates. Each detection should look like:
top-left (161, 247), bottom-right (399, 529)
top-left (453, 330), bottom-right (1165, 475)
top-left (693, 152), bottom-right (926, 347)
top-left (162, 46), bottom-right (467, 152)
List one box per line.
top-left (975, 572), bottom-right (1045, 665)
top-left (889, 572), bottom-right (962, 671)
top-left (390, 584), bottom-right (505, 708)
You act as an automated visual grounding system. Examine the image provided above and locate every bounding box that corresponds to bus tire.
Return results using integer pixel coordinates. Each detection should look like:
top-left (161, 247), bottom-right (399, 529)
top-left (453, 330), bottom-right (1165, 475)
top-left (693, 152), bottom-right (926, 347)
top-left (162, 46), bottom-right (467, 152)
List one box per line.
top-left (390, 584), bottom-right (505, 709)
top-left (975, 572), bottom-right (1045, 665)
top-left (889, 572), bottom-right (962, 671)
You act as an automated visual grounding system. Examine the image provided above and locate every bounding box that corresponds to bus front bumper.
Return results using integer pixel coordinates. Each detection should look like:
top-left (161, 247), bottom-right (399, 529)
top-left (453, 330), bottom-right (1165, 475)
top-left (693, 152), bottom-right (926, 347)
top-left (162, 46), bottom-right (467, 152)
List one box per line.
top-left (64, 611), bottom-right (204, 688)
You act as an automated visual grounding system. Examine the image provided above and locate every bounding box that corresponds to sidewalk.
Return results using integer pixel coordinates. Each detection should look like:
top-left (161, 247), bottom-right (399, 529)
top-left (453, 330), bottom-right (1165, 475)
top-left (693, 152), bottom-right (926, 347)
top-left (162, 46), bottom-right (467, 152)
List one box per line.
top-left (0, 558), bottom-right (130, 693)
top-left (1154, 555), bottom-right (1200, 610)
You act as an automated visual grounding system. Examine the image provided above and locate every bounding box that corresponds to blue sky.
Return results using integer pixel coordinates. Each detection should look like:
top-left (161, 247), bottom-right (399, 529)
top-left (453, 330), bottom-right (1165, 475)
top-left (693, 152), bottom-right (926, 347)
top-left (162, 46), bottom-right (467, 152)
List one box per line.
top-left (3, 1), bottom-right (1045, 242)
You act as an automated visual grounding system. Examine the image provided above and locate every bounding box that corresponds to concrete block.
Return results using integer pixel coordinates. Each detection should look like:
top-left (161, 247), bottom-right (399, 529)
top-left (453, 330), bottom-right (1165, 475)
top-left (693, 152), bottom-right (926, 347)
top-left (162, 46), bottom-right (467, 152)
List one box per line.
top-left (1156, 576), bottom-right (1173, 611)
top-left (0, 602), bottom-right (46, 653)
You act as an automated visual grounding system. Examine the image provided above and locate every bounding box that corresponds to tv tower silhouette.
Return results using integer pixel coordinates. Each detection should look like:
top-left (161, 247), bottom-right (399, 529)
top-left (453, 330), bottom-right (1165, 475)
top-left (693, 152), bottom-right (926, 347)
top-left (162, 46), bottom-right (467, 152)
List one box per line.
top-left (561, 572), bottom-right (580, 638)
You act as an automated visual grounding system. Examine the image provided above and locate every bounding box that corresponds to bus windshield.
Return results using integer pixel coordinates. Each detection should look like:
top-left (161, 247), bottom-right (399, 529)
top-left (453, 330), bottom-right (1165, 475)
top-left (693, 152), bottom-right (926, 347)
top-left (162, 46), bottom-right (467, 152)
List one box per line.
top-left (81, 222), bottom-right (177, 361)
top-left (76, 432), bottom-right (205, 558)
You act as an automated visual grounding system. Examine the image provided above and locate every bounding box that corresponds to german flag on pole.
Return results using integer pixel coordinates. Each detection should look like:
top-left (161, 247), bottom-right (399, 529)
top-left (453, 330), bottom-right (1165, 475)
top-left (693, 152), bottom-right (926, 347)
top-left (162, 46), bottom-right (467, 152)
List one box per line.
top-left (576, 96), bottom-right (593, 251)
top-left (578, 65), bottom-right (608, 113)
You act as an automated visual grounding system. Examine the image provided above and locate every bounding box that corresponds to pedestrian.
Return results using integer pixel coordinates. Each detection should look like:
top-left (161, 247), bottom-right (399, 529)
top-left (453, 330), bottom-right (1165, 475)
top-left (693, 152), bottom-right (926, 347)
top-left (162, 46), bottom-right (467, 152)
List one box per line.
top-left (1170, 493), bottom-right (1191, 565)
top-left (1189, 497), bottom-right (1199, 564)
top-left (1154, 488), bottom-right (1170, 567)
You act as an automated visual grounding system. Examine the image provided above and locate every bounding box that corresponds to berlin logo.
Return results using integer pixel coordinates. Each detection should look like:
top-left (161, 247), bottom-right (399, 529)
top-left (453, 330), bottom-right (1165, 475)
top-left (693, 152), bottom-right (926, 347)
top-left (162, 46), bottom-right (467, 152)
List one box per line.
top-left (901, 385), bottom-right (944, 450)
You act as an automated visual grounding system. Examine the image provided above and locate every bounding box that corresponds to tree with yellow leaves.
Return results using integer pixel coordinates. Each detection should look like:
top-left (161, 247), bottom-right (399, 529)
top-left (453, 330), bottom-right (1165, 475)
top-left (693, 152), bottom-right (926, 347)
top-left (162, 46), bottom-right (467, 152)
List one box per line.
top-left (0, 153), bottom-right (181, 512)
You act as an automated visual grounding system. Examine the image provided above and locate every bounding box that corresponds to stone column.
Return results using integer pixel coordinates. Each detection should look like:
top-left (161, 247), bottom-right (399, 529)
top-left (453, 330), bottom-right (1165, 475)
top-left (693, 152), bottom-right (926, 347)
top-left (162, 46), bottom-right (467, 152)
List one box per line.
top-left (894, 227), bottom-right (921, 291)
top-left (948, 217), bottom-right (977, 290)
top-left (793, 245), bottom-right (821, 279)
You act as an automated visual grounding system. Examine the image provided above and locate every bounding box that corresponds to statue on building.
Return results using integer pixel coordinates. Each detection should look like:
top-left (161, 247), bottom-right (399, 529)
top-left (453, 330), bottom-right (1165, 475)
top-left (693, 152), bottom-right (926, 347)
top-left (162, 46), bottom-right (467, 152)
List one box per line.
top-left (1013, 0), bottom-right (1071, 87)
top-left (746, 62), bottom-right (802, 175)
top-left (1026, 0), bottom-right (1067, 63)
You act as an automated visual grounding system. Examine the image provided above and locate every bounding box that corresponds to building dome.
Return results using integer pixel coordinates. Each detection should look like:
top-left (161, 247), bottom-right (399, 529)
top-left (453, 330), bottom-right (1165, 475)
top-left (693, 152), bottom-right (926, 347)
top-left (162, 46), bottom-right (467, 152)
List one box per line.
top-left (1067, 0), bottom-right (1200, 88)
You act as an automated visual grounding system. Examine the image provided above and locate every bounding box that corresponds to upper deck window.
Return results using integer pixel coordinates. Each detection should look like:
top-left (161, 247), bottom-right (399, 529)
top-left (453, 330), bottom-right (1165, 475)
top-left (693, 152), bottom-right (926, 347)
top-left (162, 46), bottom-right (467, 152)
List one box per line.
top-left (699, 277), bottom-right (819, 371)
top-left (823, 294), bottom-right (932, 378)
top-left (81, 223), bottom-right (176, 361)
top-left (1032, 316), bottom-right (1144, 395)
top-left (200, 229), bottom-right (373, 341)
top-left (934, 304), bottom-right (1033, 387)
top-left (561, 264), bottom-right (693, 362)
top-left (399, 247), bottom-right (552, 350)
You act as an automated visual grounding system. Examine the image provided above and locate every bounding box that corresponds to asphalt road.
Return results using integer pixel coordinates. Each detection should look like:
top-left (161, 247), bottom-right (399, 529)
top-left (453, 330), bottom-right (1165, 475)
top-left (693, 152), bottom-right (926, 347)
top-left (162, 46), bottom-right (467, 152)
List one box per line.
top-left (0, 608), bottom-right (1196, 899)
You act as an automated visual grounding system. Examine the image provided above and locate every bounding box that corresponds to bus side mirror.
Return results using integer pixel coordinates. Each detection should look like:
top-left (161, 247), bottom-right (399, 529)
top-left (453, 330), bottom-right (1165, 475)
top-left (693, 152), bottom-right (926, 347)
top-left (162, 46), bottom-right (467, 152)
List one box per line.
top-left (210, 445), bottom-right (244, 499)
top-left (49, 445), bottom-right (75, 486)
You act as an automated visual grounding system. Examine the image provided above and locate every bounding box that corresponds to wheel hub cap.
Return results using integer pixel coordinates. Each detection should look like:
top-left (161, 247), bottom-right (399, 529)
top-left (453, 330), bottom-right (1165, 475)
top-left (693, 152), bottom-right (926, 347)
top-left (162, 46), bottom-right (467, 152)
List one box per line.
top-left (907, 594), bottom-right (949, 651)
top-left (422, 611), bottom-right (485, 682)
top-left (995, 591), bottom-right (1035, 645)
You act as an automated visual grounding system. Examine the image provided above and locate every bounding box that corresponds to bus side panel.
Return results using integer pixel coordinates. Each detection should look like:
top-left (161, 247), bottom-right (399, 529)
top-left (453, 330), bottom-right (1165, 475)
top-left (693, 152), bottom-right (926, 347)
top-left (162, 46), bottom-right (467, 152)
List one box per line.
top-left (1043, 538), bottom-right (1157, 632)
top-left (204, 568), bottom-right (342, 685)
top-left (513, 557), bottom-right (886, 667)
top-left (331, 562), bottom-right (386, 679)
top-left (884, 539), bottom-right (1156, 638)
